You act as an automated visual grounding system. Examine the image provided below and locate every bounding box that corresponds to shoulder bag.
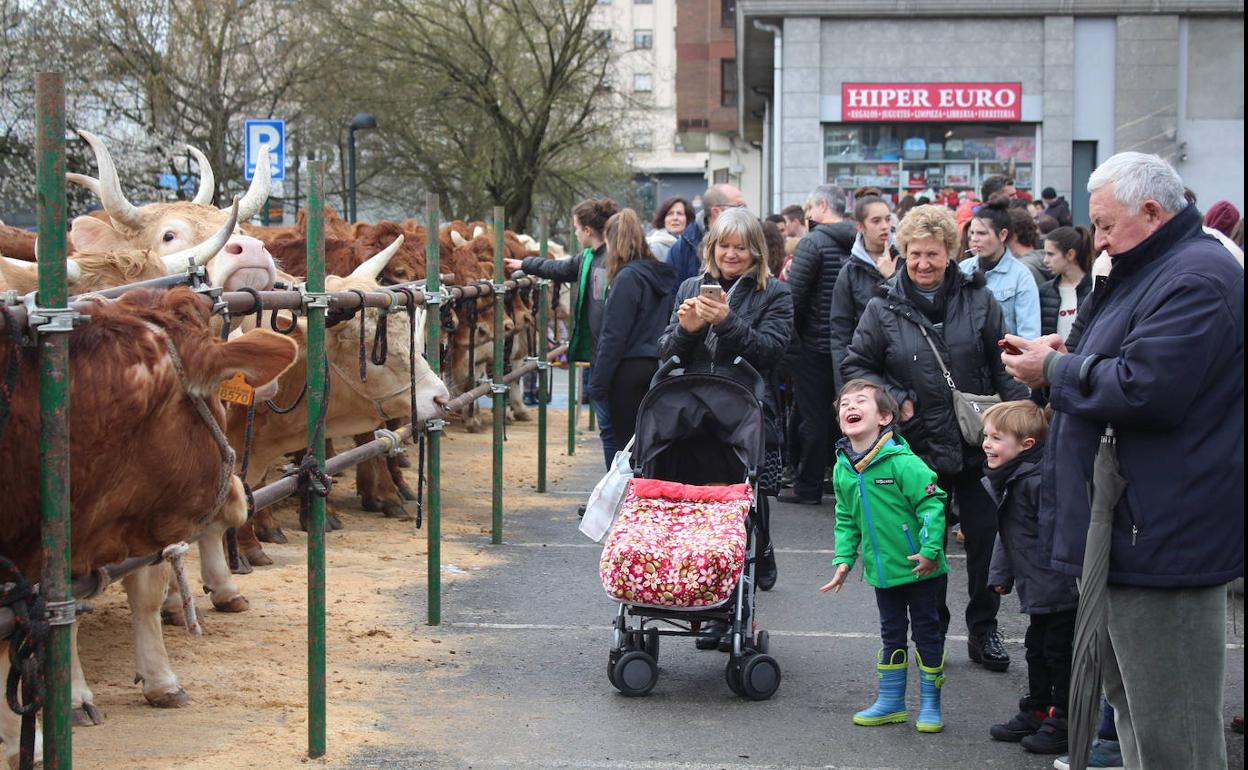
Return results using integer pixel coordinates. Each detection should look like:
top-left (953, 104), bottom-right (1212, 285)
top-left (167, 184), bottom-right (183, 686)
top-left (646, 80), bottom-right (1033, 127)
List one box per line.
top-left (917, 326), bottom-right (1000, 446)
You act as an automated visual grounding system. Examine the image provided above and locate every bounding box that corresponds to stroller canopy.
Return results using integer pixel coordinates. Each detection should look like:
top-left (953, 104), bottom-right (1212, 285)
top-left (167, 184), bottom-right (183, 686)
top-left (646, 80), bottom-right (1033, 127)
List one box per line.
top-left (632, 372), bottom-right (764, 485)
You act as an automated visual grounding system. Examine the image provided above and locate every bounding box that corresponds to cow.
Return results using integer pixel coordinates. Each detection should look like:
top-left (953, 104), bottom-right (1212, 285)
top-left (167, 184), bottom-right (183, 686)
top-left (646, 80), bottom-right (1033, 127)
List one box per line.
top-left (226, 237), bottom-right (450, 548)
top-left (0, 287), bottom-right (298, 759)
top-left (0, 223), bottom-right (36, 261)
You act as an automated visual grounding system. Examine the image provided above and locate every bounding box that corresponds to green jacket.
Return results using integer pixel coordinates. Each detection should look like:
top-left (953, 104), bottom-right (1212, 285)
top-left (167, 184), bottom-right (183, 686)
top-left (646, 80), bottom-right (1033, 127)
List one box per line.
top-left (832, 432), bottom-right (948, 589)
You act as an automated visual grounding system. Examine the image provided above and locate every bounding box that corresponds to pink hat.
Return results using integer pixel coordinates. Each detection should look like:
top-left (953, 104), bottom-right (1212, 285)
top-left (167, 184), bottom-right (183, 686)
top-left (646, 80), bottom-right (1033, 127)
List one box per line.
top-left (1203, 200), bottom-right (1240, 238)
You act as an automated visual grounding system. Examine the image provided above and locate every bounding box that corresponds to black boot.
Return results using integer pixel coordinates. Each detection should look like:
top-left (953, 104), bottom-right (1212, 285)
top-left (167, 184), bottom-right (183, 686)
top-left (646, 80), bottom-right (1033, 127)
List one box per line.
top-left (695, 620), bottom-right (729, 650)
top-left (990, 696), bottom-right (1047, 742)
top-left (1021, 708), bottom-right (1069, 754)
top-left (968, 630), bottom-right (1011, 671)
top-left (756, 547), bottom-right (778, 591)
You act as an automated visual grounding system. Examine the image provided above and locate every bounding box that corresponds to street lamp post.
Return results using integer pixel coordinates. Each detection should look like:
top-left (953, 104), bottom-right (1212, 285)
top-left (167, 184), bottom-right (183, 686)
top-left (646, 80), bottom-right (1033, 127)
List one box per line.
top-left (346, 112), bottom-right (377, 223)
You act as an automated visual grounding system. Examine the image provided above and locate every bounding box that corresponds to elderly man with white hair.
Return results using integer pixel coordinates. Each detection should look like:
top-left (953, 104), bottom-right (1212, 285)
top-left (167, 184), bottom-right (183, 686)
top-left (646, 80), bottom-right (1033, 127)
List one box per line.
top-left (1001, 152), bottom-right (1243, 769)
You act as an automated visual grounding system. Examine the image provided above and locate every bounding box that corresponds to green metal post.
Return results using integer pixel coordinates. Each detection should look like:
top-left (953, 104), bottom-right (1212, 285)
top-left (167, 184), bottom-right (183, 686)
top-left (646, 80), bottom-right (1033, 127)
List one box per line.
top-left (536, 267), bottom-right (549, 493)
top-left (566, 281), bottom-right (577, 456)
top-left (36, 71), bottom-right (72, 770)
top-left (305, 162), bottom-right (327, 760)
top-left (423, 193), bottom-right (443, 625)
top-left (491, 206), bottom-right (506, 545)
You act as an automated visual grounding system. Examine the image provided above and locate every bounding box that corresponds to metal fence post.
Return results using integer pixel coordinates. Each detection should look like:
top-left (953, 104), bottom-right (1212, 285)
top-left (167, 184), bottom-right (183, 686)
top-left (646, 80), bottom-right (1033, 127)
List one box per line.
top-left (36, 70), bottom-right (72, 770)
top-left (491, 207), bottom-right (506, 545)
top-left (536, 258), bottom-right (549, 493)
top-left (423, 194), bottom-right (443, 625)
top-left (305, 162), bottom-right (327, 759)
top-left (566, 278), bottom-right (577, 456)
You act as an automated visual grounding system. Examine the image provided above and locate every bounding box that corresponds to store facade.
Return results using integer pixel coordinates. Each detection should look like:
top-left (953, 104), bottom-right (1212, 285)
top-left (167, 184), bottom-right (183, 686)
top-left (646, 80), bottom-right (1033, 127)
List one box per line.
top-left (735, 2), bottom-right (1245, 220)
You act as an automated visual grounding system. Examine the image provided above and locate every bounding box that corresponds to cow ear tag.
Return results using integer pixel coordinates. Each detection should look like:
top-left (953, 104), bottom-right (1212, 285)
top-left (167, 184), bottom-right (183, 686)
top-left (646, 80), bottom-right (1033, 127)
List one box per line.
top-left (217, 372), bottom-right (255, 406)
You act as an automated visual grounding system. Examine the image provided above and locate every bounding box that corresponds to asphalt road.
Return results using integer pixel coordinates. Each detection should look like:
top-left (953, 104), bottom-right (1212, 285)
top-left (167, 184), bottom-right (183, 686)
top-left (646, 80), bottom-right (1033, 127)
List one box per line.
top-left (350, 431), bottom-right (1246, 770)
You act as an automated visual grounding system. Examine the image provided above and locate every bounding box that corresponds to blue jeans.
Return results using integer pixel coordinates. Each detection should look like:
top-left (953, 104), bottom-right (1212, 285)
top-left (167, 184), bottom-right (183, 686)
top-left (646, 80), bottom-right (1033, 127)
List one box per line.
top-left (582, 365), bottom-right (615, 468)
top-left (876, 577), bottom-right (945, 664)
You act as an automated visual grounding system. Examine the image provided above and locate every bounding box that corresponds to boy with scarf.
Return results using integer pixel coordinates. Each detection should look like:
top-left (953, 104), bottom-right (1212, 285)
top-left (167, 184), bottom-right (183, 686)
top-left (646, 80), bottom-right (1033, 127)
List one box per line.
top-left (821, 379), bottom-right (948, 732)
top-left (982, 401), bottom-right (1078, 755)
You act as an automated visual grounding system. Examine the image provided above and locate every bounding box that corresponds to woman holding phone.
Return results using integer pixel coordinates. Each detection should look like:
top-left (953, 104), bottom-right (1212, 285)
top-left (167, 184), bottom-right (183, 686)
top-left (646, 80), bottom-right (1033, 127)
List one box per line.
top-left (658, 208), bottom-right (794, 597)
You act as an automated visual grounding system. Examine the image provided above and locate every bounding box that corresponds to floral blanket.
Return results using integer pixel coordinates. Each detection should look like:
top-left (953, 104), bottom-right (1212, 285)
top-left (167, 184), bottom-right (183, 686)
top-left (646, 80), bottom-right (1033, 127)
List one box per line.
top-left (600, 479), bottom-right (751, 609)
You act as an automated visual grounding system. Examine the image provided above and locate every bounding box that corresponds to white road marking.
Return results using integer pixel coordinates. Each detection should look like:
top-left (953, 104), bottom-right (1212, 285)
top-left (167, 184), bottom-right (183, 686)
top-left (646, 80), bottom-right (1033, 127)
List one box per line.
top-left (444, 621), bottom-right (1244, 649)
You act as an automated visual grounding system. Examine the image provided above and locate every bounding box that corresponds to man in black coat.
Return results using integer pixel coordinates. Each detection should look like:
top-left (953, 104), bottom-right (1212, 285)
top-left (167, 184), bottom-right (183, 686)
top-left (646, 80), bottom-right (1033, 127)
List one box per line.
top-left (1041, 187), bottom-right (1073, 227)
top-left (780, 184), bottom-right (856, 504)
top-left (1004, 153), bottom-right (1243, 770)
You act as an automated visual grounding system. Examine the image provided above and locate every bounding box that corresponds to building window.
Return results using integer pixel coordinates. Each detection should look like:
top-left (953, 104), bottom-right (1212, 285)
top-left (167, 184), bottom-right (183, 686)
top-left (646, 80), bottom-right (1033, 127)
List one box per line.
top-left (634, 29), bottom-right (653, 49)
top-left (633, 73), bottom-right (653, 93)
top-left (720, 59), bottom-right (737, 107)
top-left (721, 0), bottom-right (736, 27)
top-left (712, 168), bottom-right (731, 184)
top-left (632, 131), bottom-right (654, 151)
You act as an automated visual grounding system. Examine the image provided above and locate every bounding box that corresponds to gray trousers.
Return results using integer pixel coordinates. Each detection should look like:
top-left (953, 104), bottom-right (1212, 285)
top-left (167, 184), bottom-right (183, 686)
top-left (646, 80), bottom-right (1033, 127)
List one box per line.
top-left (1103, 582), bottom-right (1228, 770)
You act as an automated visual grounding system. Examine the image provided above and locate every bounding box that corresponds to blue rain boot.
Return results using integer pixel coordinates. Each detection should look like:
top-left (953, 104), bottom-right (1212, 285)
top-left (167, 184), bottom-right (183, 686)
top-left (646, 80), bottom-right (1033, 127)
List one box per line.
top-left (853, 649), bottom-right (909, 726)
top-left (915, 649), bottom-right (946, 733)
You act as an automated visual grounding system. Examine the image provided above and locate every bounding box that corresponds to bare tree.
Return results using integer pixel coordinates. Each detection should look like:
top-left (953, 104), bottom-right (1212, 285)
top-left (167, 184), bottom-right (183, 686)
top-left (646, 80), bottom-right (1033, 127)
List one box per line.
top-left (311, 0), bottom-right (632, 230)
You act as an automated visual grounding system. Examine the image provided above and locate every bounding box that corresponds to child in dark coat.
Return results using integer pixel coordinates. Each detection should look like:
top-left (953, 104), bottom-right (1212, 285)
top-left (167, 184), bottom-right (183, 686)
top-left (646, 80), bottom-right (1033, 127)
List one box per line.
top-left (982, 401), bottom-right (1079, 756)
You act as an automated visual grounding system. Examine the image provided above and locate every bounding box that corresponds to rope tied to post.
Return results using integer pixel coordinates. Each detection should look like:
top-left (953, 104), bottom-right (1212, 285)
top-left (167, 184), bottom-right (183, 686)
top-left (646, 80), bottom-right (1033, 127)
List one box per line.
top-left (0, 556), bottom-right (48, 770)
top-left (297, 356), bottom-right (334, 533)
top-left (369, 290), bottom-right (395, 367)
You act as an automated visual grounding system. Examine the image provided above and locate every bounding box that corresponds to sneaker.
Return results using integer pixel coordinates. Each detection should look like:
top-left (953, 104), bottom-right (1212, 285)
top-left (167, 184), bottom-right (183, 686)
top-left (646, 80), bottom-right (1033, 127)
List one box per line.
top-left (1053, 738), bottom-right (1124, 770)
top-left (990, 708), bottom-right (1045, 742)
top-left (1022, 709), bottom-right (1068, 754)
top-left (967, 630), bottom-right (1010, 671)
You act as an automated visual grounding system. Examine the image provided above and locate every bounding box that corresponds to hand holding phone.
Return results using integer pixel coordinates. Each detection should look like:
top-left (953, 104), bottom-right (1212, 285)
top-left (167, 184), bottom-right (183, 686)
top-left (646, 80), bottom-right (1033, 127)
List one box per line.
top-left (998, 339), bottom-right (1022, 355)
top-left (698, 284), bottom-right (724, 302)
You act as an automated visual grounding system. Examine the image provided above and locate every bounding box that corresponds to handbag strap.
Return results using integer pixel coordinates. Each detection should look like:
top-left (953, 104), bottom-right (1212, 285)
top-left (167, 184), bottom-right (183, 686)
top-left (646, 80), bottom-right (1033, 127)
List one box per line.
top-left (916, 324), bottom-right (958, 392)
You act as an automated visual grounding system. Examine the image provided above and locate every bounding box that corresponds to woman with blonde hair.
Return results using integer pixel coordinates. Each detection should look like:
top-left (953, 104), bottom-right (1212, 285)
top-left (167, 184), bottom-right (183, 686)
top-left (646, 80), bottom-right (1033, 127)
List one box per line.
top-left (842, 204), bottom-right (1027, 676)
top-left (585, 208), bottom-right (676, 454)
top-left (658, 207), bottom-right (794, 598)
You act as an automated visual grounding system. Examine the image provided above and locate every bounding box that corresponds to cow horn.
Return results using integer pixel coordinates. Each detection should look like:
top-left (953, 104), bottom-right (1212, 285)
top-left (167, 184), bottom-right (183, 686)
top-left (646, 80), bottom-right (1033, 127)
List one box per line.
top-left (450, 230), bottom-right (466, 247)
top-left (349, 234), bottom-right (403, 283)
top-left (1, 256), bottom-right (78, 284)
top-left (77, 130), bottom-right (144, 231)
top-left (472, 225), bottom-right (484, 240)
top-left (234, 144), bottom-right (270, 222)
top-left (161, 196), bottom-right (239, 273)
top-left (67, 173), bottom-right (101, 196)
top-left (187, 145), bottom-right (216, 205)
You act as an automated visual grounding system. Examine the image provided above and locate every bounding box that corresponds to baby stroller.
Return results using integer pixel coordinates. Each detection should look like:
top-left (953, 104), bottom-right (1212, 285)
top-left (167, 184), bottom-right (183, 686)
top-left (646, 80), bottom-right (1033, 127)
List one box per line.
top-left (600, 356), bottom-right (781, 700)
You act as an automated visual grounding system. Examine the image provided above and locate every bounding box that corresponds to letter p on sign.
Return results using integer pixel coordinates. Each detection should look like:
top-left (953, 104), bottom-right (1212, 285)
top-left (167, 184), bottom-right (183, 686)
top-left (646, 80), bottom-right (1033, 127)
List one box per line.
top-left (244, 119), bottom-right (285, 181)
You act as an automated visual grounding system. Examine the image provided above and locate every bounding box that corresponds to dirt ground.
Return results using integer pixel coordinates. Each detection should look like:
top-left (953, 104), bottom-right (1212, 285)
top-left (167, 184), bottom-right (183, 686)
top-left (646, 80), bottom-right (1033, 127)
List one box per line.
top-left (70, 406), bottom-right (582, 769)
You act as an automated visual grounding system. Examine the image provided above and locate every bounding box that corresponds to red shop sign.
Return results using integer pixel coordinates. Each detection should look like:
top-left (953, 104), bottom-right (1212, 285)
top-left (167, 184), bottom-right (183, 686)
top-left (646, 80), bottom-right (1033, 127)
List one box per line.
top-left (842, 83), bottom-right (1022, 122)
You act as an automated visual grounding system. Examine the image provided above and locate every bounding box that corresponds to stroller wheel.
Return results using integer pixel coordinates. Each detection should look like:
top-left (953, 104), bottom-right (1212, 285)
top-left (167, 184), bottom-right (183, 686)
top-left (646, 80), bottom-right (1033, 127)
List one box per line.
top-left (753, 629), bottom-right (770, 655)
top-left (725, 657), bottom-right (746, 697)
top-left (613, 651), bottom-right (658, 697)
top-left (740, 654), bottom-right (781, 701)
top-left (642, 628), bottom-right (660, 662)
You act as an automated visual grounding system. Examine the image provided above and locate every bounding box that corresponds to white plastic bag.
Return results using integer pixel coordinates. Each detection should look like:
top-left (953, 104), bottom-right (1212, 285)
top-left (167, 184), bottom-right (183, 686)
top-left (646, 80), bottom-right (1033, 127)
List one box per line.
top-left (579, 437), bottom-right (635, 542)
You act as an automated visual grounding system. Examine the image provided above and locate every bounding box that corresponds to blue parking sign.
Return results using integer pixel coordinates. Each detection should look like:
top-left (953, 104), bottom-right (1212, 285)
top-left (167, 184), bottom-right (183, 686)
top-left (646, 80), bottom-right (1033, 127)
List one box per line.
top-left (244, 119), bottom-right (285, 181)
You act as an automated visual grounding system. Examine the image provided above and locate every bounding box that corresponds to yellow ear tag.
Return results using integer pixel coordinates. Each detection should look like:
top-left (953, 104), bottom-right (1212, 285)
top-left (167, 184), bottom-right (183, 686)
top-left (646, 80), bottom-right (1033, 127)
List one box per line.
top-left (217, 372), bottom-right (255, 406)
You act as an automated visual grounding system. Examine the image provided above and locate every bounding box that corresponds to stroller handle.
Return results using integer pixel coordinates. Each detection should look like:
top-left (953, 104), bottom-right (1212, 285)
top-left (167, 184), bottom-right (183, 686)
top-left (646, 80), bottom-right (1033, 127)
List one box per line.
top-left (651, 356), bottom-right (683, 389)
top-left (731, 356), bottom-right (767, 404)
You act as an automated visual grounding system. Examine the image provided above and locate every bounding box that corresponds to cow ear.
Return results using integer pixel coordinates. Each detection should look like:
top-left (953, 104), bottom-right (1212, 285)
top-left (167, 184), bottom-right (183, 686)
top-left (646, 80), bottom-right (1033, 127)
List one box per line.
top-left (70, 215), bottom-right (121, 253)
top-left (209, 329), bottom-right (299, 392)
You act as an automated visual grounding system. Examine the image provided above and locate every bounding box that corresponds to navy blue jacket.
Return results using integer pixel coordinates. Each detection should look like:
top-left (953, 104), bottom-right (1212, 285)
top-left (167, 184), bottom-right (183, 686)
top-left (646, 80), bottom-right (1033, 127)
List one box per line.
top-left (664, 216), bottom-right (705, 295)
top-left (585, 259), bottom-right (677, 404)
top-left (1040, 204), bottom-right (1244, 588)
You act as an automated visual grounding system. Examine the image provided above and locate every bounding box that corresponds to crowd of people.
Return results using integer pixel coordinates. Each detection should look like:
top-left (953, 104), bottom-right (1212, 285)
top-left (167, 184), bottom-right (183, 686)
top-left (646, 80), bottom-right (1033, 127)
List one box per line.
top-left (513, 151), bottom-right (1243, 770)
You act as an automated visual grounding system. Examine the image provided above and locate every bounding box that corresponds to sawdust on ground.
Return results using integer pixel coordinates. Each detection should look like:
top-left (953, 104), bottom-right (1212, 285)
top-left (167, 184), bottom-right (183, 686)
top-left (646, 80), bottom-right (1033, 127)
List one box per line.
top-left (70, 406), bottom-right (586, 769)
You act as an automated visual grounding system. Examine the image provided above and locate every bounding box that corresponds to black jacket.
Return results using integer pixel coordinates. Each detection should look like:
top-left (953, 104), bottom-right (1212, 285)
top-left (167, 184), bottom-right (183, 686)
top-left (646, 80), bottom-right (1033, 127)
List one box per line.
top-left (786, 221), bottom-right (857, 353)
top-left (1044, 197), bottom-right (1073, 227)
top-left (985, 447), bottom-right (1079, 615)
top-left (828, 238), bottom-right (899, 394)
top-left (1040, 203), bottom-right (1244, 588)
top-left (586, 259), bottom-right (677, 403)
top-left (841, 267), bottom-right (1028, 475)
top-left (658, 272), bottom-right (794, 445)
top-left (1038, 273), bottom-right (1092, 338)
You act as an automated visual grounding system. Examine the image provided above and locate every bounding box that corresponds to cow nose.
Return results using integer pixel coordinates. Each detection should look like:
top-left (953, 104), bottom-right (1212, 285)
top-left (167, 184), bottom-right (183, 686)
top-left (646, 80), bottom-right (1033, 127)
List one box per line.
top-left (225, 242), bottom-right (244, 255)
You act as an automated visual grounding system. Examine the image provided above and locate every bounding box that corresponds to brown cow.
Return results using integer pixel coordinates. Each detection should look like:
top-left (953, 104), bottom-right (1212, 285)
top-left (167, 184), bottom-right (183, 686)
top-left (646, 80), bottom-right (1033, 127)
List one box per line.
top-left (0, 287), bottom-right (297, 755)
top-left (0, 224), bottom-right (36, 261)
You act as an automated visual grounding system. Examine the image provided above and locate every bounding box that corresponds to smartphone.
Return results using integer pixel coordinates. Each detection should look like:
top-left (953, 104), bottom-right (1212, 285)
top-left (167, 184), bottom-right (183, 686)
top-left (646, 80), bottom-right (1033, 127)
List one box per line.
top-left (699, 284), bottom-right (724, 301)
top-left (997, 339), bottom-right (1023, 355)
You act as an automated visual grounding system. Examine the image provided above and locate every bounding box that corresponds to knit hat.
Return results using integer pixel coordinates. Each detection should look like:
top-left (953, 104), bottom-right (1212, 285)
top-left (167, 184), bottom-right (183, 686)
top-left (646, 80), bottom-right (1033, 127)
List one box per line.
top-left (1203, 200), bottom-right (1240, 238)
top-left (1041, 187), bottom-right (1057, 201)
